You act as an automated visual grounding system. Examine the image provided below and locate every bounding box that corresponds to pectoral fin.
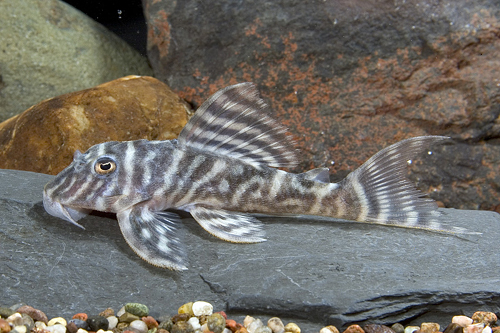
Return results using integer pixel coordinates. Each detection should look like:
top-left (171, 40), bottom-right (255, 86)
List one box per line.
top-left (116, 207), bottom-right (187, 271)
top-left (190, 206), bottom-right (266, 243)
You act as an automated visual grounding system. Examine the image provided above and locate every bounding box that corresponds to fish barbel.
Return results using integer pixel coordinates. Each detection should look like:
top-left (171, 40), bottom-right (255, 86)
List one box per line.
top-left (43, 83), bottom-right (459, 270)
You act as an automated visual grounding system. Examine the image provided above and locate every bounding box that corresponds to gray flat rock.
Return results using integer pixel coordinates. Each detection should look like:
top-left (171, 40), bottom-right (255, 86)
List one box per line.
top-left (1, 169), bottom-right (499, 331)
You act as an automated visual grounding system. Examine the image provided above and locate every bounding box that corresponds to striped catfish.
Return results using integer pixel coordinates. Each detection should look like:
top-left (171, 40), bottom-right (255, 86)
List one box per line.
top-left (43, 83), bottom-right (457, 270)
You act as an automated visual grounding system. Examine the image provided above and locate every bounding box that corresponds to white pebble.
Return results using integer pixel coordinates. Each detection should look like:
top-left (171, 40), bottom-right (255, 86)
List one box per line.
top-left (465, 324), bottom-right (485, 333)
top-left (45, 324), bottom-right (67, 333)
top-left (453, 316), bottom-right (474, 327)
top-left (116, 306), bottom-right (126, 317)
top-left (96, 330), bottom-right (113, 333)
top-left (247, 319), bottom-right (265, 333)
top-left (244, 315), bottom-right (256, 328)
top-left (35, 321), bottom-right (47, 330)
top-left (223, 329), bottom-right (232, 333)
top-left (14, 325), bottom-right (27, 333)
top-left (201, 323), bottom-right (209, 333)
top-left (106, 316), bottom-right (118, 330)
top-left (7, 313), bottom-right (23, 326)
top-left (268, 317), bottom-right (285, 333)
top-left (48, 317), bottom-right (67, 326)
top-left (192, 301), bottom-right (213, 316)
top-left (188, 317), bottom-right (201, 331)
top-left (405, 326), bottom-right (420, 333)
top-left (76, 329), bottom-right (89, 333)
top-left (129, 320), bottom-right (148, 333)
top-left (482, 327), bottom-right (492, 333)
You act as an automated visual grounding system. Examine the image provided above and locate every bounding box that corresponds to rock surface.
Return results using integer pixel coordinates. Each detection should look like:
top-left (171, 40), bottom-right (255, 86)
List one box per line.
top-left (1, 169), bottom-right (499, 331)
top-left (143, 0), bottom-right (500, 210)
top-left (0, 0), bottom-right (153, 122)
top-left (0, 76), bottom-right (191, 175)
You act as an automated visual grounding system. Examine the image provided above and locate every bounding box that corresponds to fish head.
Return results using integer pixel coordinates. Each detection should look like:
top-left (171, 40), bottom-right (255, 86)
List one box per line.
top-left (43, 140), bottom-right (156, 227)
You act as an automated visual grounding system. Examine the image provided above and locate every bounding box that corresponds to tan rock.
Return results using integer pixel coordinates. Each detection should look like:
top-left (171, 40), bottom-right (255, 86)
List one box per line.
top-left (0, 75), bottom-right (192, 175)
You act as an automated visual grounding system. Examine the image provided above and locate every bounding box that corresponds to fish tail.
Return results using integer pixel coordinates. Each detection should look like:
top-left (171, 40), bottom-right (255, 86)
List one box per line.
top-left (333, 136), bottom-right (466, 233)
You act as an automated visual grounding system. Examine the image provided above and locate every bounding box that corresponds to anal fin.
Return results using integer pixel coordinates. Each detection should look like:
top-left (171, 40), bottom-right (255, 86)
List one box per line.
top-left (190, 206), bottom-right (266, 243)
top-left (116, 207), bottom-right (188, 271)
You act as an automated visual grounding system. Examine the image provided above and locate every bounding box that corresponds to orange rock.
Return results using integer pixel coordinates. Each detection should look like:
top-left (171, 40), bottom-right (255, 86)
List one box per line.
top-left (0, 318), bottom-right (11, 333)
top-left (343, 325), bottom-right (365, 333)
top-left (0, 75), bottom-right (192, 175)
top-left (72, 313), bottom-right (88, 321)
top-left (142, 316), bottom-right (159, 329)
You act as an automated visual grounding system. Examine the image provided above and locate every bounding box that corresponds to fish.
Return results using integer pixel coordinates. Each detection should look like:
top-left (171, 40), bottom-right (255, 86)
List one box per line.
top-left (43, 82), bottom-right (459, 271)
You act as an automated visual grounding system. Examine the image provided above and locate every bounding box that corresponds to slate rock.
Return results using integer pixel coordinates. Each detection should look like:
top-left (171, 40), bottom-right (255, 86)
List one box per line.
top-left (143, 0), bottom-right (500, 210)
top-left (0, 0), bottom-right (153, 122)
top-left (0, 76), bottom-right (192, 175)
top-left (1, 169), bottom-right (500, 332)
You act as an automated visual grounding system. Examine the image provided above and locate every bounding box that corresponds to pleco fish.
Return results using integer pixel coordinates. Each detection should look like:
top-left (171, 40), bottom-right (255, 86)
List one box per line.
top-left (43, 83), bottom-right (461, 270)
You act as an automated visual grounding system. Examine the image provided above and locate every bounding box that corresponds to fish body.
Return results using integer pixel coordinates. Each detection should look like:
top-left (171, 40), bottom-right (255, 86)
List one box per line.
top-left (43, 83), bottom-right (454, 270)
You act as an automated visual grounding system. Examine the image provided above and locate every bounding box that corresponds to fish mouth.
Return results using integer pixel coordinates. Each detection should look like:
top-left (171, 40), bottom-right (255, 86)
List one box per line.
top-left (43, 189), bottom-right (91, 229)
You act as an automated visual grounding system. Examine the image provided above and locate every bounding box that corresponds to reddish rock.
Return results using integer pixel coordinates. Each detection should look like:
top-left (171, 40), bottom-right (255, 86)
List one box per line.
top-left (364, 324), bottom-right (395, 333)
top-left (72, 313), bottom-right (88, 321)
top-left (343, 325), bottom-right (365, 333)
top-left (142, 316), bottom-right (159, 329)
top-left (16, 305), bottom-right (48, 324)
top-left (0, 75), bottom-right (192, 175)
top-left (144, 0), bottom-right (500, 210)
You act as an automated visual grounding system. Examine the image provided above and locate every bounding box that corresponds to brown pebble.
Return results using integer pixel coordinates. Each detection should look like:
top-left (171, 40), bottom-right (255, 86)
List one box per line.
top-left (171, 313), bottom-right (190, 323)
top-left (142, 316), bottom-right (158, 329)
top-left (344, 325), bottom-right (365, 333)
top-left (391, 324), bottom-right (404, 333)
top-left (364, 324), bottom-right (395, 333)
top-left (16, 305), bottom-right (48, 324)
top-left (67, 321), bottom-right (78, 333)
top-left (157, 329), bottom-right (170, 333)
top-left (0, 318), bottom-right (11, 333)
top-left (491, 327), bottom-right (500, 333)
top-left (472, 312), bottom-right (498, 326)
top-left (72, 313), bottom-right (88, 321)
top-left (420, 323), bottom-right (440, 333)
top-left (117, 322), bottom-right (130, 330)
top-left (119, 313), bottom-right (140, 323)
top-left (99, 309), bottom-right (115, 318)
top-left (225, 319), bottom-right (238, 332)
top-left (235, 328), bottom-right (249, 333)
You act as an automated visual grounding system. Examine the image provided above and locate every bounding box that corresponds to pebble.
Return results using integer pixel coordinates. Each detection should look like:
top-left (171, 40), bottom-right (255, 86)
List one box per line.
top-left (420, 323), bottom-right (440, 333)
top-left (72, 313), bottom-right (88, 321)
top-left (453, 317), bottom-right (474, 327)
top-left (13, 326), bottom-right (26, 333)
top-left (120, 313), bottom-right (141, 323)
top-left (69, 319), bottom-right (89, 331)
top-left (6, 314), bottom-right (22, 327)
top-left (170, 321), bottom-right (190, 333)
top-left (207, 313), bottom-right (226, 333)
top-left (171, 313), bottom-right (190, 323)
top-left (0, 318), bottom-right (11, 333)
top-left (0, 308), bottom-right (15, 319)
top-left (364, 324), bottom-right (395, 333)
top-left (483, 328), bottom-right (492, 333)
top-left (129, 319), bottom-right (148, 333)
top-left (256, 327), bottom-right (272, 333)
top-left (344, 325), bottom-right (365, 333)
top-left (157, 317), bottom-right (173, 332)
top-left (192, 301), bottom-right (213, 317)
top-left (246, 318), bottom-right (264, 333)
top-left (284, 323), bottom-right (301, 333)
top-left (320, 326), bottom-right (340, 333)
top-left (444, 323), bottom-right (464, 333)
top-left (472, 312), bottom-right (498, 326)
top-left (87, 315), bottom-right (109, 331)
top-left (48, 317), bottom-right (67, 326)
top-left (267, 317), bottom-right (285, 333)
top-left (178, 302), bottom-right (194, 316)
top-left (76, 329), bottom-right (88, 333)
top-left (117, 307), bottom-right (127, 318)
top-left (125, 303), bottom-right (149, 318)
top-left (99, 308), bottom-right (115, 318)
top-left (45, 324), bottom-right (67, 333)
top-left (188, 317), bottom-right (201, 331)
top-left (106, 316), bottom-right (118, 330)
top-left (16, 306), bottom-right (48, 324)
top-left (20, 314), bottom-right (34, 332)
top-left (391, 324), bottom-right (404, 333)
top-left (34, 321), bottom-right (47, 330)
top-left (465, 324), bottom-right (485, 333)
top-left (404, 327), bottom-right (420, 333)
top-left (244, 316), bottom-right (257, 328)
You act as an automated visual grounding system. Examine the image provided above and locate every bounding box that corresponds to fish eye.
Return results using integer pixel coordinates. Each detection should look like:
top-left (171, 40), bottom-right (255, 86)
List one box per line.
top-left (94, 157), bottom-right (117, 175)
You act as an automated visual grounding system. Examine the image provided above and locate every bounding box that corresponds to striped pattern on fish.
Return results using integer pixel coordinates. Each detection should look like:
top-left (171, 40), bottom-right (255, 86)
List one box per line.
top-left (43, 83), bottom-right (461, 270)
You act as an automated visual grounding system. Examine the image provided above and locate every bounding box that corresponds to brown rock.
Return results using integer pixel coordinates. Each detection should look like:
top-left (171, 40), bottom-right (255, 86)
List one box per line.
top-left (0, 75), bottom-right (192, 175)
top-left (364, 324), bottom-right (395, 333)
top-left (420, 323), bottom-right (440, 333)
top-left (472, 312), bottom-right (497, 326)
top-left (444, 323), bottom-right (464, 333)
top-left (144, 0), bottom-right (500, 210)
top-left (16, 305), bottom-right (48, 324)
top-left (0, 318), bottom-right (11, 333)
top-left (99, 308), bottom-right (115, 318)
top-left (343, 325), bottom-right (365, 333)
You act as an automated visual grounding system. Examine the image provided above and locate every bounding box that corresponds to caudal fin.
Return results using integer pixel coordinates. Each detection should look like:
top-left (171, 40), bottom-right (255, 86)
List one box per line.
top-left (338, 136), bottom-right (465, 233)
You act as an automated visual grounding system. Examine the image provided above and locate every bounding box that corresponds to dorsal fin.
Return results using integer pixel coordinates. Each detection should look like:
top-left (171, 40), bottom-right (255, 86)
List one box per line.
top-left (177, 83), bottom-right (298, 168)
top-left (302, 168), bottom-right (331, 183)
